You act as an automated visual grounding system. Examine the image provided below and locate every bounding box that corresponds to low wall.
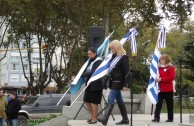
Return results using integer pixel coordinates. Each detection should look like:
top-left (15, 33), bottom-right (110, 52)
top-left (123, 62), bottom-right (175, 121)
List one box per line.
top-left (102, 90), bottom-right (141, 114)
top-left (104, 98), bottom-right (141, 114)
top-left (102, 90), bottom-right (153, 114)
top-left (61, 87), bottom-right (153, 121)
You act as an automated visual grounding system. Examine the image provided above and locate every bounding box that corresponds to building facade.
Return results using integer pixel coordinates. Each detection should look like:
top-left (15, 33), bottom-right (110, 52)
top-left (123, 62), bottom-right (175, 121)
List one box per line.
top-left (0, 18), bottom-right (45, 95)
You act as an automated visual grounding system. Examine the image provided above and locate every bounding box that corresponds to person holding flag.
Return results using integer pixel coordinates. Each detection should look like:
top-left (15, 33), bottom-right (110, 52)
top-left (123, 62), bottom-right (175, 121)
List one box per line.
top-left (81, 47), bottom-right (103, 124)
top-left (98, 40), bottom-right (130, 125)
top-left (152, 54), bottom-right (175, 123)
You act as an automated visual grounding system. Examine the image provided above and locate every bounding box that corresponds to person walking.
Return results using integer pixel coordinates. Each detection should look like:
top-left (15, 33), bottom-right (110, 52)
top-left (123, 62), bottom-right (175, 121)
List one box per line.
top-left (152, 54), bottom-right (176, 123)
top-left (5, 91), bottom-right (21, 126)
top-left (98, 40), bottom-right (130, 125)
top-left (82, 47), bottom-right (103, 124)
top-left (0, 88), bottom-right (7, 126)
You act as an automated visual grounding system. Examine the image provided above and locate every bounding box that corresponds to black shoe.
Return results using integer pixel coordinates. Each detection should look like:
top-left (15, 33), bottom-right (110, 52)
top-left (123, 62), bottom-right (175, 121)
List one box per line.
top-left (116, 104), bottom-right (129, 125)
top-left (87, 119), bottom-right (92, 122)
top-left (97, 104), bottom-right (114, 125)
top-left (165, 119), bottom-right (173, 122)
top-left (88, 121), bottom-right (97, 124)
top-left (116, 119), bottom-right (129, 125)
top-left (152, 118), bottom-right (160, 123)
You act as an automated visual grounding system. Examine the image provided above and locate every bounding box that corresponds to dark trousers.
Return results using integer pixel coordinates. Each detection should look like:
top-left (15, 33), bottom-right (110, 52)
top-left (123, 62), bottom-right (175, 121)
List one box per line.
top-left (154, 92), bottom-right (173, 120)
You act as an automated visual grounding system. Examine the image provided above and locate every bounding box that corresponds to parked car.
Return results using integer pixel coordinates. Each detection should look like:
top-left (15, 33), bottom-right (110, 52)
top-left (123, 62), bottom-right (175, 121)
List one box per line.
top-left (18, 94), bottom-right (71, 126)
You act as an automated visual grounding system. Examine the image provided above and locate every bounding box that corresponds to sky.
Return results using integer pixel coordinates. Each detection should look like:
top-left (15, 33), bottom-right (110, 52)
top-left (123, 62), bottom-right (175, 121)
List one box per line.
top-left (160, 6), bottom-right (194, 31)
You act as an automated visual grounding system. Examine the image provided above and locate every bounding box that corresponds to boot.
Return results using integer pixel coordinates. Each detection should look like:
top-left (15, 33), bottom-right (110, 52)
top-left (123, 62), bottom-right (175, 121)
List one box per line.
top-left (116, 104), bottom-right (129, 125)
top-left (152, 118), bottom-right (160, 123)
top-left (97, 104), bottom-right (114, 125)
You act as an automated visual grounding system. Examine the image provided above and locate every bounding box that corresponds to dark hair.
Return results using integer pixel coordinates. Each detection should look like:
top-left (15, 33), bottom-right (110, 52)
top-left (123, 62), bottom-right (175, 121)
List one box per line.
top-left (88, 47), bottom-right (97, 54)
top-left (10, 91), bottom-right (17, 97)
top-left (0, 88), bottom-right (2, 91)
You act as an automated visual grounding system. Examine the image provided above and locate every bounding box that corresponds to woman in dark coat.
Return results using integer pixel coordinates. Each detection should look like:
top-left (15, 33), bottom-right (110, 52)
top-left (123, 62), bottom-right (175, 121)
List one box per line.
top-left (98, 40), bottom-right (130, 125)
top-left (81, 47), bottom-right (103, 124)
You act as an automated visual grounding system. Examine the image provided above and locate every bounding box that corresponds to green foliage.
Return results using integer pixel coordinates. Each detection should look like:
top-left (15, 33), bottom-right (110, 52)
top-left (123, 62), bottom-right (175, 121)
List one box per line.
top-left (0, 0), bottom-right (194, 93)
top-left (28, 114), bottom-right (57, 126)
top-left (161, 98), bottom-right (194, 113)
top-left (132, 84), bottom-right (142, 94)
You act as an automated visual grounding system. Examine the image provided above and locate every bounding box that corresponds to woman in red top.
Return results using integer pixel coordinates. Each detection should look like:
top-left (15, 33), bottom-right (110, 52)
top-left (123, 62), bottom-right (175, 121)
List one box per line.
top-left (152, 54), bottom-right (176, 123)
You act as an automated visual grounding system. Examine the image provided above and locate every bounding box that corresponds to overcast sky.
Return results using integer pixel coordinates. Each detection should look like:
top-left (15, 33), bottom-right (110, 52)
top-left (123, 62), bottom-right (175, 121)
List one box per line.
top-left (161, 6), bottom-right (194, 31)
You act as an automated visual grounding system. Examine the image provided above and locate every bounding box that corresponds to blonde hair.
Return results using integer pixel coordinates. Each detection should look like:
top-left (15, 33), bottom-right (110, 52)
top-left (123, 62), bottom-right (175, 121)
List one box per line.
top-left (109, 40), bottom-right (126, 55)
top-left (160, 54), bottom-right (171, 65)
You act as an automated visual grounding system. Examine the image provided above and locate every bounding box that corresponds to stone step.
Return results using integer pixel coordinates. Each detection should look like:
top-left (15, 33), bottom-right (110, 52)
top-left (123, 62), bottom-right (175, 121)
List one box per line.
top-left (189, 115), bottom-right (194, 124)
top-left (179, 123), bottom-right (194, 126)
top-left (67, 120), bottom-right (102, 126)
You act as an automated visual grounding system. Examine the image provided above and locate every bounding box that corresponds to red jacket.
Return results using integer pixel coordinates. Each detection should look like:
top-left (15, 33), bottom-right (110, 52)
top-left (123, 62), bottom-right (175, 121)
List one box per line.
top-left (158, 65), bottom-right (175, 92)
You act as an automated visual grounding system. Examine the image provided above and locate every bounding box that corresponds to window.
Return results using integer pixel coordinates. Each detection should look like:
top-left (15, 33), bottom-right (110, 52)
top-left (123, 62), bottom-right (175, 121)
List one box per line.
top-left (22, 43), bottom-right (27, 48)
top-left (11, 56), bottom-right (20, 60)
top-left (10, 74), bottom-right (19, 82)
top-left (22, 56), bottom-right (27, 60)
top-left (23, 64), bottom-right (28, 70)
top-left (25, 97), bottom-right (38, 106)
top-left (37, 98), bottom-right (51, 106)
top-left (51, 97), bottom-right (70, 106)
top-left (33, 57), bottom-right (39, 61)
top-left (12, 63), bottom-right (19, 70)
top-left (11, 53), bottom-right (20, 60)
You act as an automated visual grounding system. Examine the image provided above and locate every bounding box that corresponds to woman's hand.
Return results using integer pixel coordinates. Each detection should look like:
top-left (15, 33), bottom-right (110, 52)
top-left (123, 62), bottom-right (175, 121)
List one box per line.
top-left (123, 87), bottom-right (129, 92)
top-left (156, 78), bottom-right (162, 82)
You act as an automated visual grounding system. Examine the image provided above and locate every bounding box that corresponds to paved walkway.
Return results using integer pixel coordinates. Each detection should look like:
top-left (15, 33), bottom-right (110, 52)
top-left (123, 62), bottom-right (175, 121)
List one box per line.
top-left (68, 113), bottom-right (190, 126)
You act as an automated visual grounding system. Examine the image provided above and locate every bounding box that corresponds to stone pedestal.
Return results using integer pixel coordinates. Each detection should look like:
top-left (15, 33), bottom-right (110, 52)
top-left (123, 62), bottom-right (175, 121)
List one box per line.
top-left (189, 115), bottom-right (194, 124)
top-left (179, 114), bottom-right (194, 126)
top-left (62, 85), bottom-right (90, 120)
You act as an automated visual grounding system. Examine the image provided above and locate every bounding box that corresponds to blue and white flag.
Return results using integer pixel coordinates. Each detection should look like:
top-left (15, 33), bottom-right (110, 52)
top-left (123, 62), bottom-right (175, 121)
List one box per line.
top-left (147, 25), bottom-right (166, 104)
top-left (130, 28), bottom-right (138, 56)
top-left (157, 25), bottom-right (166, 49)
top-left (120, 28), bottom-right (138, 56)
top-left (69, 33), bottom-right (113, 94)
top-left (147, 48), bottom-right (161, 104)
top-left (87, 28), bottom-right (138, 85)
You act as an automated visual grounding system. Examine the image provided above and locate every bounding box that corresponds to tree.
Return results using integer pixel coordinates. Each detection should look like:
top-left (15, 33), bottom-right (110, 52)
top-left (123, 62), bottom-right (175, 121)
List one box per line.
top-left (0, 0), bottom-right (193, 94)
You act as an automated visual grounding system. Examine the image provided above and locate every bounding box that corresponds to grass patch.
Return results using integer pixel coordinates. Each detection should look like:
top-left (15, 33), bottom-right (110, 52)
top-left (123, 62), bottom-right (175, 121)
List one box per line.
top-left (28, 114), bottom-right (58, 126)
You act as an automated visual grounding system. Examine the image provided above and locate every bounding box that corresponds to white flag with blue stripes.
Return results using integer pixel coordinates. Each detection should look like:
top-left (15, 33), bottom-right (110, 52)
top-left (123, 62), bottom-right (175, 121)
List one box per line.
top-left (147, 25), bottom-right (166, 104)
top-left (147, 48), bottom-right (161, 104)
top-left (157, 25), bottom-right (166, 49)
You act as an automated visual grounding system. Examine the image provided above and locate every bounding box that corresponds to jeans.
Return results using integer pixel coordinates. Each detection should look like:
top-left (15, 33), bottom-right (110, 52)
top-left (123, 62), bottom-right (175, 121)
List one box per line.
top-left (0, 118), bottom-right (5, 126)
top-left (108, 89), bottom-right (124, 105)
top-left (7, 119), bottom-right (18, 126)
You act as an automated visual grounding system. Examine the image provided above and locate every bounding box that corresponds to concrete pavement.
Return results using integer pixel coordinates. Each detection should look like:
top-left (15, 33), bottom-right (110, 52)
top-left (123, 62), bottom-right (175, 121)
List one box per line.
top-left (67, 113), bottom-right (191, 126)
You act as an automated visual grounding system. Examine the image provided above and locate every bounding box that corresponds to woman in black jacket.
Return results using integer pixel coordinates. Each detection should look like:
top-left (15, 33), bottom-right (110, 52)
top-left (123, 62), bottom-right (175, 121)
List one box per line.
top-left (98, 40), bottom-right (130, 125)
top-left (81, 47), bottom-right (103, 124)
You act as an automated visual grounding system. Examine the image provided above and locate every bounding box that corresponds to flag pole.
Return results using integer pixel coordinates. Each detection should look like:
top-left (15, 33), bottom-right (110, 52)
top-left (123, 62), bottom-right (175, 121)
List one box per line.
top-left (57, 87), bottom-right (70, 106)
top-left (69, 83), bottom-right (90, 108)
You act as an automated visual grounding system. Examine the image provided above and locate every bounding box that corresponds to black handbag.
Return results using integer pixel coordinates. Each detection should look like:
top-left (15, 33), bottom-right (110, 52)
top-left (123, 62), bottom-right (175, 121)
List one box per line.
top-left (103, 74), bottom-right (112, 90)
